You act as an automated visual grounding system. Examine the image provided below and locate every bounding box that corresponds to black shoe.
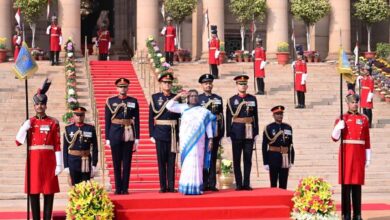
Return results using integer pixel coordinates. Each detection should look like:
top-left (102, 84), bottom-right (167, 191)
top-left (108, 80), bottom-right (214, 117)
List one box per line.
top-left (168, 189), bottom-right (178, 193)
top-left (243, 186), bottom-right (253, 191)
top-left (235, 186), bottom-right (242, 191)
top-left (51, 62), bottom-right (55, 66)
top-left (353, 215), bottom-right (363, 220)
top-left (122, 190), bottom-right (129, 195)
top-left (301, 105), bottom-right (306, 109)
top-left (159, 189), bottom-right (167, 193)
top-left (114, 190), bottom-right (121, 195)
top-left (209, 187), bottom-right (219, 192)
top-left (342, 214), bottom-right (351, 220)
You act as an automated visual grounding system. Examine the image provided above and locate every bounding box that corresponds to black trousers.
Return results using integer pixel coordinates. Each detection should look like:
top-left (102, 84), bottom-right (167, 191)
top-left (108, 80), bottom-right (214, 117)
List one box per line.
top-left (50, 51), bottom-right (59, 65)
top-left (156, 140), bottom-right (176, 191)
top-left (203, 137), bottom-right (221, 189)
top-left (232, 139), bottom-right (254, 188)
top-left (269, 166), bottom-right (289, 189)
top-left (30, 194), bottom-right (54, 220)
top-left (99, 53), bottom-right (108, 61)
top-left (297, 91), bottom-right (305, 107)
top-left (69, 168), bottom-right (91, 185)
top-left (342, 184), bottom-right (362, 219)
top-left (363, 108), bottom-right (372, 128)
top-left (165, 52), bottom-right (174, 65)
top-left (210, 64), bottom-right (219, 79)
top-left (256, 78), bottom-right (265, 94)
top-left (111, 140), bottom-right (134, 193)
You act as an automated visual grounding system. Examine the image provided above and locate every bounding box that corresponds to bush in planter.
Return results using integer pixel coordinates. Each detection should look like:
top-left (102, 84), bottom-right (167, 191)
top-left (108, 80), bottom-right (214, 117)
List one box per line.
top-left (0, 37), bottom-right (6, 49)
top-left (277, 42), bottom-right (289, 53)
top-left (376, 42), bottom-right (390, 59)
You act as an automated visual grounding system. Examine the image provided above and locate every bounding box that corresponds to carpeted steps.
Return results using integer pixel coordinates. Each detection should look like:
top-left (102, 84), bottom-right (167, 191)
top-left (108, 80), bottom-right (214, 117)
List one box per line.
top-left (89, 61), bottom-right (179, 192)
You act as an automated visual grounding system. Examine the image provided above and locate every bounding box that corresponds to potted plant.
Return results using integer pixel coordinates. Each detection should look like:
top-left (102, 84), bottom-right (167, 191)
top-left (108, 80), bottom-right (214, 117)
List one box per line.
top-left (219, 41), bottom-right (226, 64)
top-left (216, 145), bottom-right (224, 174)
top-left (354, 0), bottom-right (390, 59)
top-left (0, 37), bottom-right (7, 62)
top-left (243, 50), bottom-right (250, 62)
top-left (218, 159), bottom-right (234, 189)
top-left (291, 176), bottom-right (338, 220)
top-left (66, 180), bottom-right (115, 219)
top-left (314, 51), bottom-right (320, 62)
top-left (276, 42), bottom-right (290, 65)
top-left (235, 50), bottom-right (243, 62)
top-left (291, 0), bottom-right (331, 54)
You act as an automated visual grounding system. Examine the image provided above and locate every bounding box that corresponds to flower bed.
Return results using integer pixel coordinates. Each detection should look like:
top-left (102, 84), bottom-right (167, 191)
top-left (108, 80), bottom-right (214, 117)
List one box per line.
top-left (363, 57), bottom-right (390, 102)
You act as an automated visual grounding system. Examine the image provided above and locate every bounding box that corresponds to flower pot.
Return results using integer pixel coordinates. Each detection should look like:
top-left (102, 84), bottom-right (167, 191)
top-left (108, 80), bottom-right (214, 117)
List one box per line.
top-left (237, 57), bottom-right (242, 62)
top-left (244, 57), bottom-right (249, 62)
top-left (178, 56), bottom-right (184, 62)
top-left (0, 49), bottom-right (7, 62)
top-left (304, 51), bottom-right (315, 62)
top-left (185, 57), bottom-right (191, 62)
top-left (216, 159), bottom-right (221, 174)
top-left (380, 92), bottom-right (386, 101)
top-left (364, 52), bottom-right (376, 59)
top-left (218, 173), bottom-right (234, 189)
top-left (219, 51), bottom-right (225, 64)
top-left (386, 96), bottom-right (390, 103)
top-left (276, 52), bottom-right (289, 65)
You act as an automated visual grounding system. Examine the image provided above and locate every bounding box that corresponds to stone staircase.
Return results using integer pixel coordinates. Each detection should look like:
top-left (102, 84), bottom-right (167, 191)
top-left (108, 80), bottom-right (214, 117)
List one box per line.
top-left (0, 59), bottom-right (106, 201)
top-left (134, 60), bottom-right (390, 201)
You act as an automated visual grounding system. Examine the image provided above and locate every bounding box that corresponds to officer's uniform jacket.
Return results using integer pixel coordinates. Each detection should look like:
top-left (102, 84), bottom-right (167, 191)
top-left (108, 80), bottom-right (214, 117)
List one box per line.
top-left (226, 94), bottom-right (259, 140)
top-left (199, 93), bottom-right (224, 139)
top-left (262, 122), bottom-right (295, 168)
top-left (63, 123), bottom-right (98, 173)
top-left (105, 95), bottom-right (140, 143)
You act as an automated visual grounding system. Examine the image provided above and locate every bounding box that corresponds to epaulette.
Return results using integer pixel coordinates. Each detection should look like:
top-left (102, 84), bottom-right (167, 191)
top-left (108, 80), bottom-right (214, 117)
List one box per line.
top-left (48, 116), bottom-right (59, 124)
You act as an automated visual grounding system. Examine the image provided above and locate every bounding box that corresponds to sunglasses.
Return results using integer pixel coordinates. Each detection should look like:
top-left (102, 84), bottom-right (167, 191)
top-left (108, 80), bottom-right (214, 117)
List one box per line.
top-left (117, 85), bottom-right (128, 88)
top-left (237, 82), bottom-right (248, 86)
top-left (74, 114), bottom-right (85, 117)
top-left (161, 81), bottom-right (173, 84)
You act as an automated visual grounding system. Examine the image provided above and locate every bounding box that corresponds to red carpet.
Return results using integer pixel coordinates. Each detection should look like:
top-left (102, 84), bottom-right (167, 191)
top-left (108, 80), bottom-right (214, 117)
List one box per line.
top-left (90, 60), bottom-right (180, 192)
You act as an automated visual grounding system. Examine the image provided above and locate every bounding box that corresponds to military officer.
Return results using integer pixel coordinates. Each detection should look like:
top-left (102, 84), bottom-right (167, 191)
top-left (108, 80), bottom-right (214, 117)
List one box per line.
top-left (262, 105), bottom-right (295, 189)
top-left (63, 107), bottom-right (98, 185)
top-left (226, 75), bottom-right (259, 191)
top-left (161, 16), bottom-right (176, 66)
top-left (149, 72), bottom-right (180, 193)
top-left (209, 25), bottom-right (220, 79)
top-left (357, 65), bottom-right (374, 128)
top-left (198, 74), bottom-right (224, 191)
top-left (46, 16), bottom-right (62, 65)
top-left (13, 25), bottom-right (22, 61)
top-left (97, 22), bottom-right (111, 61)
top-left (15, 78), bottom-right (62, 220)
top-left (332, 94), bottom-right (371, 220)
top-left (253, 36), bottom-right (267, 95)
top-left (292, 45), bottom-right (308, 108)
top-left (105, 78), bottom-right (140, 195)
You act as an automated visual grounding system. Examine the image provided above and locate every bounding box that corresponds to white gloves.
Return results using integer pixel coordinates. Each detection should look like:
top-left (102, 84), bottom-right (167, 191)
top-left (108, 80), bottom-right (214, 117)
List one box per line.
top-left (150, 137), bottom-right (156, 143)
top-left (46, 26), bottom-right (51, 35)
top-left (161, 27), bottom-right (167, 35)
top-left (55, 151), bottom-right (63, 176)
top-left (264, 165), bottom-right (269, 171)
top-left (16, 120), bottom-right (31, 144)
top-left (91, 166), bottom-right (97, 178)
top-left (108, 42), bottom-right (111, 50)
top-left (332, 120), bottom-right (345, 140)
top-left (301, 73), bottom-right (308, 85)
top-left (365, 149), bottom-right (371, 168)
top-left (134, 139), bottom-right (139, 152)
top-left (174, 38), bottom-right (177, 46)
top-left (251, 50), bottom-right (255, 57)
top-left (226, 137), bottom-right (231, 143)
top-left (105, 140), bottom-right (110, 147)
top-left (215, 50), bottom-right (220, 59)
top-left (16, 36), bottom-right (21, 45)
top-left (356, 75), bottom-right (363, 87)
top-left (367, 92), bottom-right (374, 103)
top-left (63, 167), bottom-right (69, 174)
top-left (291, 61), bottom-right (296, 69)
top-left (59, 36), bottom-right (63, 45)
top-left (260, 61), bottom-right (267, 70)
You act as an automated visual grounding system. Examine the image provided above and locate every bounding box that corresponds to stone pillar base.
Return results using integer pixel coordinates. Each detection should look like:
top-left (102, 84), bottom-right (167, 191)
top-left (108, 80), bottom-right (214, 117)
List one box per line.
top-left (325, 52), bottom-right (339, 61)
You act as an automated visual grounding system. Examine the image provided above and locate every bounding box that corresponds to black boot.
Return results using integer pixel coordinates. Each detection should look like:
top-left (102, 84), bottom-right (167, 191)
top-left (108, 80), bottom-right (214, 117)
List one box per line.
top-left (43, 194), bottom-right (54, 220)
top-left (353, 215), bottom-right (363, 220)
top-left (343, 214), bottom-right (352, 220)
top-left (30, 194), bottom-right (40, 220)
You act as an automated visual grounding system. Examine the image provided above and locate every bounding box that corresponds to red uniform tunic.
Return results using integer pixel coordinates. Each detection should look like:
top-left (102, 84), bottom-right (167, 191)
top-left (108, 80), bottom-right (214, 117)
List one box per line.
top-left (163, 25), bottom-right (176, 52)
top-left (294, 60), bottom-right (307, 92)
top-left (360, 76), bottom-right (374, 109)
top-left (97, 30), bottom-right (111, 54)
top-left (13, 34), bottom-right (21, 61)
top-left (208, 37), bottom-right (220, 65)
top-left (49, 25), bottom-right (62, 52)
top-left (17, 116), bottom-right (61, 194)
top-left (254, 46), bottom-right (266, 78)
top-left (333, 112), bottom-right (370, 185)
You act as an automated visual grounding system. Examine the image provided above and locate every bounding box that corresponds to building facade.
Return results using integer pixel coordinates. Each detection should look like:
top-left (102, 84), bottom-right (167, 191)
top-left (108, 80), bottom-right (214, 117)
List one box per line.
top-left (0, 0), bottom-right (388, 60)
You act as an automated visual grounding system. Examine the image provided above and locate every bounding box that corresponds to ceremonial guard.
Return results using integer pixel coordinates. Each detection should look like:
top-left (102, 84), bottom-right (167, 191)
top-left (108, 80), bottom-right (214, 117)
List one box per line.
top-left (198, 74), bottom-right (224, 191)
top-left (46, 16), bottom-right (62, 65)
top-left (209, 25), bottom-right (220, 79)
top-left (226, 75), bottom-right (259, 190)
top-left (331, 94), bottom-right (371, 220)
top-left (105, 78), bottom-right (140, 194)
top-left (96, 23), bottom-right (111, 61)
top-left (262, 106), bottom-right (295, 189)
top-left (63, 107), bottom-right (98, 185)
top-left (13, 25), bottom-right (22, 61)
top-left (357, 65), bottom-right (374, 127)
top-left (15, 79), bottom-right (62, 220)
top-left (292, 45), bottom-right (308, 108)
top-left (161, 16), bottom-right (176, 66)
top-left (253, 36), bottom-right (267, 95)
top-left (149, 72), bottom-right (180, 193)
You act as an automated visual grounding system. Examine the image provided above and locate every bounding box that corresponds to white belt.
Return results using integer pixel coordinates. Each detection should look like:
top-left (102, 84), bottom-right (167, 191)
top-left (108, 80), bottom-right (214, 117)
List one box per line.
top-left (29, 145), bottom-right (54, 151)
top-left (344, 140), bottom-right (365, 145)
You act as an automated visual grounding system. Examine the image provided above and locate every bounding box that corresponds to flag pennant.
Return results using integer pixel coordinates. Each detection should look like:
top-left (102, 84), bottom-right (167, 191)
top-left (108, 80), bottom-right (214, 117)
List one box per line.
top-left (353, 42), bottom-right (359, 66)
top-left (204, 9), bottom-right (209, 29)
top-left (15, 8), bottom-right (21, 26)
top-left (47, 0), bottom-right (50, 19)
top-left (250, 18), bottom-right (256, 41)
top-left (12, 42), bottom-right (39, 80)
top-left (161, 2), bottom-right (165, 19)
top-left (338, 47), bottom-right (352, 75)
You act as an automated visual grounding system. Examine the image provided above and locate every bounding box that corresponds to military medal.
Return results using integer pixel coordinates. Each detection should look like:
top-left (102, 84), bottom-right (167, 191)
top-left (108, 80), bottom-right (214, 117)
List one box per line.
top-left (158, 97), bottom-right (164, 106)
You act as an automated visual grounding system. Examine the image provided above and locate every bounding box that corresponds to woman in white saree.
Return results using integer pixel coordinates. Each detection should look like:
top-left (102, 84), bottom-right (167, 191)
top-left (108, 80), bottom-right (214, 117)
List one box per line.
top-left (166, 90), bottom-right (216, 195)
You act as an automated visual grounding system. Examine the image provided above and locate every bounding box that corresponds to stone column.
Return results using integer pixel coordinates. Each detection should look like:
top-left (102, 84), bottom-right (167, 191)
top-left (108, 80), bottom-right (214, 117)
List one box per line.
top-left (0, 0), bottom-right (12, 51)
top-left (58, 0), bottom-right (81, 51)
top-left (266, 0), bottom-right (288, 59)
top-left (192, 0), bottom-right (203, 60)
top-left (136, 0), bottom-right (159, 52)
top-left (201, 0), bottom-right (224, 59)
top-left (327, 0), bottom-right (350, 60)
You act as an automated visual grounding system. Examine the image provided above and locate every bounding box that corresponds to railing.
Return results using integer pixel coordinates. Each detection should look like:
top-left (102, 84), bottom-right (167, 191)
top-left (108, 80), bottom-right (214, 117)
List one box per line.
top-left (83, 36), bottom-right (105, 187)
top-left (133, 49), bottom-right (159, 98)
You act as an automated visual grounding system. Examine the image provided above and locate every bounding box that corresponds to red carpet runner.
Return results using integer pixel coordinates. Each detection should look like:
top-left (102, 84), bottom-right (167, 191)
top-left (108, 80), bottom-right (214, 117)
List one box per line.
top-left (90, 60), bottom-right (166, 191)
